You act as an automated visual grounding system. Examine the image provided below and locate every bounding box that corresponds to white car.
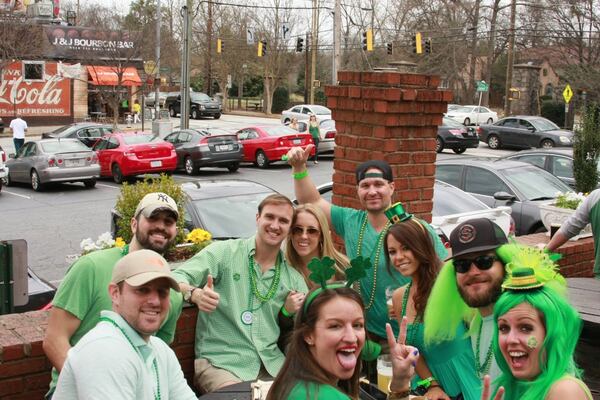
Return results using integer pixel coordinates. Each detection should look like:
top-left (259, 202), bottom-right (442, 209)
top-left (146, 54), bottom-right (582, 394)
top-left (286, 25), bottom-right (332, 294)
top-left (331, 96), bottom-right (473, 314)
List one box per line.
top-left (281, 104), bottom-right (332, 124)
top-left (445, 105), bottom-right (498, 126)
top-left (0, 144), bottom-right (8, 192)
top-left (291, 119), bottom-right (336, 154)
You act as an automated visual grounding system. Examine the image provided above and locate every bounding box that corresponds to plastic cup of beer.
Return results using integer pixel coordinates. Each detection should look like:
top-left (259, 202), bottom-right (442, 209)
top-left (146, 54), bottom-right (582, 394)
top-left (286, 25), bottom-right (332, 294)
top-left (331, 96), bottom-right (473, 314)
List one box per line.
top-left (377, 354), bottom-right (393, 393)
top-left (387, 298), bottom-right (395, 319)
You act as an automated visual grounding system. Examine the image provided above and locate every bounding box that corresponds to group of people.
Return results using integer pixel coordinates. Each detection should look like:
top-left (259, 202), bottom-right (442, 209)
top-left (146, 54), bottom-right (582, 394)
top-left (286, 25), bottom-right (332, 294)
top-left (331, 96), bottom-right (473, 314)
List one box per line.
top-left (42, 143), bottom-right (592, 400)
top-left (288, 114), bottom-right (321, 164)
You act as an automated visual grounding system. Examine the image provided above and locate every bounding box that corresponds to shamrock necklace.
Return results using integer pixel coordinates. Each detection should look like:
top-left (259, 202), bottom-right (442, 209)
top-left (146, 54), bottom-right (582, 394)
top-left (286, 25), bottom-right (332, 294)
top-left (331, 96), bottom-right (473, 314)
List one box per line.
top-left (475, 318), bottom-right (494, 378)
top-left (241, 254), bottom-right (281, 325)
top-left (355, 214), bottom-right (390, 310)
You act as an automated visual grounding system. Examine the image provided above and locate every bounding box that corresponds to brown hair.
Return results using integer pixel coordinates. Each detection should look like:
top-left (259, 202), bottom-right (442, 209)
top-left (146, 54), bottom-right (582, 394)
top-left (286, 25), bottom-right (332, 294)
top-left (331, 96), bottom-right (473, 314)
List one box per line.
top-left (257, 193), bottom-right (293, 215)
top-left (384, 219), bottom-right (441, 317)
top-left (267, 287), bottom-right (364, 400)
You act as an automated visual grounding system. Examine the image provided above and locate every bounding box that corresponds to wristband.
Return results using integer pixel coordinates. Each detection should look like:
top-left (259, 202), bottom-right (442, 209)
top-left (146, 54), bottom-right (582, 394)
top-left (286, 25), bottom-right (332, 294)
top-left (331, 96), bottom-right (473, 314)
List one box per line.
top-left (293, 169), bottom-right (308, 180)
top-left (416, 376), bottom-right (436, 389)
top-left (281, 306), bottom-right (294, 318)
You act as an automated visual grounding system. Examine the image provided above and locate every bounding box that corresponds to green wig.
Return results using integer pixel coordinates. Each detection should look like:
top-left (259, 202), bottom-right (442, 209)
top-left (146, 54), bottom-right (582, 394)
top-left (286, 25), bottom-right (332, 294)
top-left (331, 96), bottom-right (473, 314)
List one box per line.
top-left (492, 285), bottom-right (582, 400)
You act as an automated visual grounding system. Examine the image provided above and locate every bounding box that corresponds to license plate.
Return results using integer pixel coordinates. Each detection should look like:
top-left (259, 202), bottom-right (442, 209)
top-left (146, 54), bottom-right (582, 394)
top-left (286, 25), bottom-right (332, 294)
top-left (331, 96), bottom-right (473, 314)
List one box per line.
top-left (150, 160), bottom-right (162, 168)
top-left (217, 144), bottom-right (232, 151)
top-left (65, 159), bottom-right (84, 167)
top-left (293, 138), bottom-right (301, 145)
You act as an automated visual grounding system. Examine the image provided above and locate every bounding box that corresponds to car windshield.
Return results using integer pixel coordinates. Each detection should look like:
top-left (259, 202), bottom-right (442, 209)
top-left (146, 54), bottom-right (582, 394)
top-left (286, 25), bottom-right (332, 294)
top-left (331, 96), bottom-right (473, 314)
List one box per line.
top-left (320, 120), bottom-right (335, 130)
top-left (50, 124), bottom-right (75, 134)
top-left (453, 106), bottom-right (474, 113)
top-left (433, 183), bottom-right (488, 215)
top-left (41, 140), bottom-right (89, 153)
top-left (194, 128), bottom-right (232, 137)
top-left (311, 105), bottom-right (331, 115)
top-left (263, 126), bottom-right (300, 136)
top-left (500, 165), bottom-right (571, 200)
top-left (122, 135), bottom-right (161, 145)
top-left (190, 92), bottom-right (212, 102)
top-left (530, 118), bottom-right (560, 131)
top-left (442, 117), bottom-right (464, 128)
top-left (191, 192), bottom-right (273, 238)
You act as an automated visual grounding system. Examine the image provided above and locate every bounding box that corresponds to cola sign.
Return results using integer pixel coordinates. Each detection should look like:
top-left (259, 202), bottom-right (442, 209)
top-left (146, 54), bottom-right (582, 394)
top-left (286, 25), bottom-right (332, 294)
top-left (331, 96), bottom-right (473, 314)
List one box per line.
top-left (0, 61), bottom-right (71, 117)
top-left (45, 26), bottom-right (138, 59)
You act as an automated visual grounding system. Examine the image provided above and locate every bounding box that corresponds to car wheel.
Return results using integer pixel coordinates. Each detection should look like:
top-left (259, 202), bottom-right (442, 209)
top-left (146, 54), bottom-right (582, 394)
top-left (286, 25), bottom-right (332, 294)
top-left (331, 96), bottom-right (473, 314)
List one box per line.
top-left (453, 147), bottom-right (467, 154)
top-left (540, 139), bottom-right (555, 149)
top-left (255, 150), bottom-right (269, 168)
top-left (487, 118), bottom-right (493, 124)
top-left (214, 113), bottom-right (221, 120)
top-left (283, 118), bottom-right (290, 125)
top-left (191, 108), bottom-right (198, 119)
top-left (464, 117), bottom-right (471, 126)
top-left (84, 179), bottom-right (96, 188)
top-left (169, 107), bottom-right (176, 117)
top-left (112, 164), bottom-right (124, 184)
top-left (31, 170), bottom-right (43, 192)
top-left (184, 156), bottom-right (197, 175)
top-left (435, 136), bottom-right (444, 153)
top-left (227, 162), bottom-right (240, 172)
top-left (4, 173), bottom-right (11, 187)
top-left (487, 134), bottom-right (501, 150)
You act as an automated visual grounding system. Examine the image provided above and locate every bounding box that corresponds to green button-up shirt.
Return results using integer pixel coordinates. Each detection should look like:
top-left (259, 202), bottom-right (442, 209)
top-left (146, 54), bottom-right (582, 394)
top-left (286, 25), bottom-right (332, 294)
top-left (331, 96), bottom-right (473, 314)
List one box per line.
top-left (172, 236), bottom-right (308, 381)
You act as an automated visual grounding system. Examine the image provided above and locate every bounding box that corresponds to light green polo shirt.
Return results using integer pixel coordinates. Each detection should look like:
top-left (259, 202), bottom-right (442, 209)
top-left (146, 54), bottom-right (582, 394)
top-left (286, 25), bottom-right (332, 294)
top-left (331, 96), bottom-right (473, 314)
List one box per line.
top-left (173, 236), bottom-right (308, 381)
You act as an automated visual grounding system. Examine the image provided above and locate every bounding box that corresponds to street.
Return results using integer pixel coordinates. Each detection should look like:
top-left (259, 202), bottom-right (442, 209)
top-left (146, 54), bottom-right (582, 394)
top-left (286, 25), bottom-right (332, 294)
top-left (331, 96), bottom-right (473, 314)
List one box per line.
top-left (0, 113), bottom-right (517, 285)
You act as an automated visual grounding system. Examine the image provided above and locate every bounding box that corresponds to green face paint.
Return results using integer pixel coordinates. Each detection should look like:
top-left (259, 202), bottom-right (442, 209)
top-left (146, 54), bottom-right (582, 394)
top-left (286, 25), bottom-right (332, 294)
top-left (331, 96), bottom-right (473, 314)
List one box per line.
top-left (527, 336), bottom-right (538, 349)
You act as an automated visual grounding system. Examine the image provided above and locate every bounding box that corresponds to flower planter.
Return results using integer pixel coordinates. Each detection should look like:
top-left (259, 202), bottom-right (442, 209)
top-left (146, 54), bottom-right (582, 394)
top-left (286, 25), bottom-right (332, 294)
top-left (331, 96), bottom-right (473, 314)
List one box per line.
top-left (538, 203), bottom-right (592, 241)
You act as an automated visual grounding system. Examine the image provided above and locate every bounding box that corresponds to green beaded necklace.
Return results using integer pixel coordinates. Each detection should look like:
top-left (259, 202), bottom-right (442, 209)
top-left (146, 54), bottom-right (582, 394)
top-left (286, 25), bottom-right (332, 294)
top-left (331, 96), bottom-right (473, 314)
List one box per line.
top-left (99, 317), bottom-right (161, 400)
top-left (400, 282), bottom-right (421, 345)
top-left (248, 254), bottom-right (282, 302)
top-left (475, 318), bottom-right (494, 378)
top-left (355, 214), bottom-right (390, 310)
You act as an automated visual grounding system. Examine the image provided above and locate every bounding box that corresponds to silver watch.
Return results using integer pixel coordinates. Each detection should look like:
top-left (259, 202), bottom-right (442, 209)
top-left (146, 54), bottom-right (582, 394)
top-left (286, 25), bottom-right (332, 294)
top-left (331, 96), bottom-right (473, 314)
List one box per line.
top-left (184, 287), bottom-right (197, 302)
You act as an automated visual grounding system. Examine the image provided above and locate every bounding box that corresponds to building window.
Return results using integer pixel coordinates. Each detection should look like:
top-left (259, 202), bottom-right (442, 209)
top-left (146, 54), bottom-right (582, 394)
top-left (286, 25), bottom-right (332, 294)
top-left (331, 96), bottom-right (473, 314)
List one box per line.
top-left (545, 84), bottom-right (554, 97)
top-left (542, 68), bottom-right (548, 77)
top-left (23, 61), bottom-right (45, 81)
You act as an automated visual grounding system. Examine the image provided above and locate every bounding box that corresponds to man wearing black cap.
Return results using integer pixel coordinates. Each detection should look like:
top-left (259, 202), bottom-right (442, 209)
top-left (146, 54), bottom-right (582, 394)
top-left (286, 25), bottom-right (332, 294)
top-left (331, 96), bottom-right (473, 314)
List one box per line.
top-left (285, 147), bottom-right (448, 343)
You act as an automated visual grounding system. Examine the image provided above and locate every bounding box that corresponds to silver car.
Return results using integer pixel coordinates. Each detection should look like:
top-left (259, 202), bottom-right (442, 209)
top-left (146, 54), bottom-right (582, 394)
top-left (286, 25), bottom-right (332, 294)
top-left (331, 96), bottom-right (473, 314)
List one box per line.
top-left (6, 139), bottom-right (100, 191)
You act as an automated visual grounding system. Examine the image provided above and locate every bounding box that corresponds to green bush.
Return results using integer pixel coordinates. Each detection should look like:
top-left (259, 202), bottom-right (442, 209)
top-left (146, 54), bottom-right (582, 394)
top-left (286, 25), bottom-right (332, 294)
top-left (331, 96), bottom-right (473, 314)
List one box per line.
top-left (573, 103), bottom-right (600, 193)
top-left (272, 86), bottom-right (289, 114)
top-left (114, 174), bottom-right (185, 247)
top-left (540, 100), bottom-right (565, 126)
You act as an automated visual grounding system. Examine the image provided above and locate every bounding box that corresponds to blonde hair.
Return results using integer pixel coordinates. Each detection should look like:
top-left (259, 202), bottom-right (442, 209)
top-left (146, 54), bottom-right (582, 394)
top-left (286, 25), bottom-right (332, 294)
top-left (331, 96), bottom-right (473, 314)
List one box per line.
top-left (285, 204), bottom-right (348, 287)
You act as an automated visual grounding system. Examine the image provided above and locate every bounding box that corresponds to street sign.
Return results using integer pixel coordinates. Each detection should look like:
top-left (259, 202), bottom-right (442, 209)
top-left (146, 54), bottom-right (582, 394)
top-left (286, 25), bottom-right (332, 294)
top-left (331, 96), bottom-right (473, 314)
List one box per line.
top-left (476, 80), bottom-right (489, 92)
top-left (563, 84), bottom-right (573, 104)
top-left (144, 61), bottom-right (156, 75)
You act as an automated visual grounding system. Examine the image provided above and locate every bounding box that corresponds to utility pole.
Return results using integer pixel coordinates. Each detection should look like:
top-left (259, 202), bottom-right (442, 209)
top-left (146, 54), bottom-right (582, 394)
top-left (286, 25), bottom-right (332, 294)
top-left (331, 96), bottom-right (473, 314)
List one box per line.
top-left (180, 2), bottom-right (192, 129)
top-left (205, 0), bottom-right (213, 96)
top-left (467, 0), bottom-right (480, 103)
top-left (304, 31), bottom-right (309, 104)
top-left (310, 0), bottom-right (318, 104)
top-left (154, 0), bottom-right (161, 121)
top-left (332, 0), bottom-right (341, 84)
top-left (504, 0), bottom-right (516, 117)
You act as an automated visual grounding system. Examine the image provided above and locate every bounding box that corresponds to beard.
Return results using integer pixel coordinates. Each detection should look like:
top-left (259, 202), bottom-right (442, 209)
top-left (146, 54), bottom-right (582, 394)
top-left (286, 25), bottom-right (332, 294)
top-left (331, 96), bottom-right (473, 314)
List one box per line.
top-left (135, 228), bottom-right (175, 254)
top-left (458, 274), bottom-right (503, 308)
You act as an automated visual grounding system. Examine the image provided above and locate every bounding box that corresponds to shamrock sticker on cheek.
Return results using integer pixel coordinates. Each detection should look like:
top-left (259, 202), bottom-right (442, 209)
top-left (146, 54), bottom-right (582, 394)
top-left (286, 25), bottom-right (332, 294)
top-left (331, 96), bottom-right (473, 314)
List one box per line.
top-left (527, 336), bottom-right (538, 349)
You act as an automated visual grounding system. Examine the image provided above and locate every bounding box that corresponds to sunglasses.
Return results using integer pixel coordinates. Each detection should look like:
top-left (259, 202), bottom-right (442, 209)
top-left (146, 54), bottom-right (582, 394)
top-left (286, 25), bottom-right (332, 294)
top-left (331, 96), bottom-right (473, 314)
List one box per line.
top-left (454, 255), bottom-right (498, 274)
top-left (291, 226), bottom-right (321, 237)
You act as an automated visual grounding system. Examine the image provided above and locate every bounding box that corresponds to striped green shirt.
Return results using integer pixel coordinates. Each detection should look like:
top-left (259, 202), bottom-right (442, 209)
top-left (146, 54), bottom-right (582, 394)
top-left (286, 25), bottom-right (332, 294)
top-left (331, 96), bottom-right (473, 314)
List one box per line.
top-left (172, 236), bottom-right (308, 381)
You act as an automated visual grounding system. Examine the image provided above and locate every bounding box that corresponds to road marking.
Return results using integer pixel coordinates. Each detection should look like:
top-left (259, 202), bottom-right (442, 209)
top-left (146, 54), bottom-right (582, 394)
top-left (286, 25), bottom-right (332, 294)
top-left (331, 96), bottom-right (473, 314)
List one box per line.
top-left (1, 190), bottom-right (31, 199)
top-left (97, 183), bottom-right (119, 189)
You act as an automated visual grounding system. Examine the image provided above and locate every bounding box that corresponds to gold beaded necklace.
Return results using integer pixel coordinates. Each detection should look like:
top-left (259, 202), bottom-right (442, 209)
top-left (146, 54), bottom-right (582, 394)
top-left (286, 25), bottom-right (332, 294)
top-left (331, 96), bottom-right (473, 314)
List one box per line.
top-left (355, 213), bottom-right (391, 310)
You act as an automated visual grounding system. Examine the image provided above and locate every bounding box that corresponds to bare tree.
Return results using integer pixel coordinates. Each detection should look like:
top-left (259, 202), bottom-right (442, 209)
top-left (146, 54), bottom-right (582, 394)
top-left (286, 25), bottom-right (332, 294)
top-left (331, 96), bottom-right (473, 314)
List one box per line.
top-left (0, 13), bottom-right (45, 74)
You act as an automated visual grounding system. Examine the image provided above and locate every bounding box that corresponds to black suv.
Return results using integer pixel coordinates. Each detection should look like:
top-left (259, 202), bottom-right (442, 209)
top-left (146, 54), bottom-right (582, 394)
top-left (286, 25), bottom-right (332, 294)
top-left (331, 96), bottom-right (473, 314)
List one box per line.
top-left (165, 92), bottom-right (222, 119)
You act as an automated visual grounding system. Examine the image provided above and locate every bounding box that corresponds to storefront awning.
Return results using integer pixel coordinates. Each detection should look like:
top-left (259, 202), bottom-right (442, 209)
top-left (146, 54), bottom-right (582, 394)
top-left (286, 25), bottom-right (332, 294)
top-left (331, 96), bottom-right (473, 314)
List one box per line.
top-left (87, 66), bottom-right (142, 86)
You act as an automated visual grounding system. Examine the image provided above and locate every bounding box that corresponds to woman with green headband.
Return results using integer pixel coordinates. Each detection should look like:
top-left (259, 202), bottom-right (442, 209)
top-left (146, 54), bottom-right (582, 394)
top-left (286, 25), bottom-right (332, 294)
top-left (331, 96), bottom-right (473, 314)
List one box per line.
top-left (488, 267), bottom-right (592, 400)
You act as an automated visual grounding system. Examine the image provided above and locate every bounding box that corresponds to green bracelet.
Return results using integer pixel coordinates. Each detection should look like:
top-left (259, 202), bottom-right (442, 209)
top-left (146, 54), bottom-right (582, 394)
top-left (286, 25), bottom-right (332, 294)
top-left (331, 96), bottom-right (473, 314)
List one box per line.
top-left (281, 306), bottom-right (294, 318)
top-left (293, 169), bottom-right (308, 180)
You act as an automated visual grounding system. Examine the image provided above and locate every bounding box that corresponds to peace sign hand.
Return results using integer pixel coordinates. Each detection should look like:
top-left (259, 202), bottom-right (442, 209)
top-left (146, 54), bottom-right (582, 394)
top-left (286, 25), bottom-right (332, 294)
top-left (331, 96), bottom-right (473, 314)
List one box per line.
top-left (386, 316), bottom-right (419, 392)
top-left (480, 375), bottom-right (504, 400)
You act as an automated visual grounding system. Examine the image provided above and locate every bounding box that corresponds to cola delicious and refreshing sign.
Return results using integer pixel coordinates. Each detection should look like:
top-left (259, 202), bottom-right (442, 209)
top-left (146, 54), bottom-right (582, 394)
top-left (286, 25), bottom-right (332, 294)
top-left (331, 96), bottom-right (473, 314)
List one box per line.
top-left (0, 61), bottom-right (71, 117)
top-left (44, 26), bottom-right (138, 59)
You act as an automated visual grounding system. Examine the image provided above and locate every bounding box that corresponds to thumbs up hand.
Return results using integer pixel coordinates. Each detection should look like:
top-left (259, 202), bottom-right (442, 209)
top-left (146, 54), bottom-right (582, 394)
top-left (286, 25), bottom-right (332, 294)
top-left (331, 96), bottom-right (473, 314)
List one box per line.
top-left (194, 274), bottom-right (220, 313)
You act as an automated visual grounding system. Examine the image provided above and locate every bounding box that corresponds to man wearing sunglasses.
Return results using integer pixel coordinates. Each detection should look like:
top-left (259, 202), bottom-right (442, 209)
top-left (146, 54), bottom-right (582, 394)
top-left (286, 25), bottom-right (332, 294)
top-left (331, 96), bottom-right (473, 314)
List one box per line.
top-left (425, 217), bottom-right (508, 384)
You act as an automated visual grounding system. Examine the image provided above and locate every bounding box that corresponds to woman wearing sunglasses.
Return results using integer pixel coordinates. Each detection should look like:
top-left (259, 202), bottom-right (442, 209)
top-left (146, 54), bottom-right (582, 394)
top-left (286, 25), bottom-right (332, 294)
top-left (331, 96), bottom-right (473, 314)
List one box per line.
top-left (384, 207), bottom-right (481, 400)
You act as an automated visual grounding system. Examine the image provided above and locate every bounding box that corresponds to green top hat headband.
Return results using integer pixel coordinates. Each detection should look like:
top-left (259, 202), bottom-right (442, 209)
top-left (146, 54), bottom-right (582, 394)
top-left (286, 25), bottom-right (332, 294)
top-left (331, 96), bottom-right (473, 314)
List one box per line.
top-left (502, 267), bottom-right (545, 290)
top-left (384, 202), bottom-right (413, 224)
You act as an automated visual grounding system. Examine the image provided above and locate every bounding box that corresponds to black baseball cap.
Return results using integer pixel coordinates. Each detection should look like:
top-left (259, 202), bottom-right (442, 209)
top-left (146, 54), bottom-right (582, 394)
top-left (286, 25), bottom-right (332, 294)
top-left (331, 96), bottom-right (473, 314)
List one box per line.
top-left (355, 160), bottom-right (393, 183)
top-left (448, 218), bottom-right (508, 259)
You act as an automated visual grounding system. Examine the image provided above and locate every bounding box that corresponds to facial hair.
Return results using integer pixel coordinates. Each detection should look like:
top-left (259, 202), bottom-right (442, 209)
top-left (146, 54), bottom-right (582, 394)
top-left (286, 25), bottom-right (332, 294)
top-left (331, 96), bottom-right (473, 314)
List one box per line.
top-left (135, 227), bottom-right (175, 254)
top-left (458, 274), bottom-right (503, 308)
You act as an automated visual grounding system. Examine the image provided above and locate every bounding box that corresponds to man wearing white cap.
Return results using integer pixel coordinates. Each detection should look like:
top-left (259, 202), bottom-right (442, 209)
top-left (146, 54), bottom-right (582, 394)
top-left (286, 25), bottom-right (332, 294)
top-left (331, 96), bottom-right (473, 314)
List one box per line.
top-left (43, 192), bottom-right (183, 399)
top-left (54, 250), bottom-right (196, 399)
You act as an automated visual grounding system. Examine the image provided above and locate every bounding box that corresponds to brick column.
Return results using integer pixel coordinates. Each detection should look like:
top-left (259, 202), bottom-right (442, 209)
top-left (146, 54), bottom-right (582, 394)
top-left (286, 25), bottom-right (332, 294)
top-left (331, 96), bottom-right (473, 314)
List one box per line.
top-left (324, 71), bottom-right (452, 221)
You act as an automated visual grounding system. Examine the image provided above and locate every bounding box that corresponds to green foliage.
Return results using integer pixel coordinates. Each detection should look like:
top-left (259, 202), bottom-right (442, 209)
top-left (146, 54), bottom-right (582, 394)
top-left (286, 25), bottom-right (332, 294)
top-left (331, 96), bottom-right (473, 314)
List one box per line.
top-left (114, 175), bottom-right (186, 247)
top-left (271, 86), bottom-right (289, 114)
top-left (554, 192), bottom-right (586, 210)
top-left (190, 74), bottom-right (204, 93)
top-left (540, 100), bottom-right (565, 127)
top-left (314, 89), bottom-right (327, 105)
top-left (573, 103), bottom-right (600, 193)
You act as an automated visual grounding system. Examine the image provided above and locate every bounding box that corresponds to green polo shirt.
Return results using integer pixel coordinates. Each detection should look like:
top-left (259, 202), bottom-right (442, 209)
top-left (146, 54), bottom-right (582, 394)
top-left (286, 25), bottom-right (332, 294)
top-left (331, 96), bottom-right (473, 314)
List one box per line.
top-left (173, 236), bottom-right (308, 381)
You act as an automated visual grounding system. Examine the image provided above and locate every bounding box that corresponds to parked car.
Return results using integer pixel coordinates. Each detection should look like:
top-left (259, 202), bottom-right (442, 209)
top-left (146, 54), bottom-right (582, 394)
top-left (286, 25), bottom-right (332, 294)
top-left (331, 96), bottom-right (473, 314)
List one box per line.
top-left (445, 105), bottom-right (498, 126)
top-left (165, 91), bottom-right (222, 119)
top-left (163, 128), bottom-right (243, 175)
top-left (0, 116), bottom-right (4, 134)
top-left (111, 179), bottom-right (277, 239)
top-left (498, 148), bottom-right (594, 190)
top-left (311, 180), bottom-right (514, 242)
top-left (92, 132), bottom-right (177, 183)
top-left (41, 122), bottom-right (114, 148)
top-left (478, 116), bottom-right (574, 150)
top-left (5, 139), bottom-right (100, 191)
top-left (235, 125), bottom-right (315, 168)
top-left (0, 144), bottom-right (7, 192)
top-left (143, 92), bottom-right (168, 108)
top-left (435, 158), bottom-right (572, 235)
top-left (280, 104), bottom-right (332, 124)
top-left (436, 117), bottom-right (479, 154)
top-left (446, 104), bottom-right (461, 112)
top-left (287, 119), bottom-right (336, 154)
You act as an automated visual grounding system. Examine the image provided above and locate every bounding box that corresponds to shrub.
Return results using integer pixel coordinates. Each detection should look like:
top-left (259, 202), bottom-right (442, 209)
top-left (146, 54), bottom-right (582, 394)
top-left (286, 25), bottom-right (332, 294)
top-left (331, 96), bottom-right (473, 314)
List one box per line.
top-left (271, 86), bottom-right (289, 114)
top-left (573, 103), bottom-right (600, 193)
top-left (114, 174), bottom-right (186, 247)
top-left (540, 100), bottom-right (565, 126)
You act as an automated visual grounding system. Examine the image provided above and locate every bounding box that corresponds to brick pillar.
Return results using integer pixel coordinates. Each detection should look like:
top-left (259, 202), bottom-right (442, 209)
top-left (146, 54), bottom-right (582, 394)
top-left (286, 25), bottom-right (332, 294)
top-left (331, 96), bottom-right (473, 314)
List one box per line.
top-left (324, 71), bottom-right (452, 221)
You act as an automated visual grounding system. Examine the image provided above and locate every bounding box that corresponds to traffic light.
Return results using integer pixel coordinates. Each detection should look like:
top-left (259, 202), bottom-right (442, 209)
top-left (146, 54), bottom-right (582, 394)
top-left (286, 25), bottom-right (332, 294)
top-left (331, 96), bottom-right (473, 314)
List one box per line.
top-left (296, 37), bottom-right (304, 52)
top-left (424, 38), bottom-right (432, 54)
top-left (217, 38), bottom-right (223, 53)
top-left (362, 29), bottom-right (373, 51)
top-left (258, 40), bottom-right (267, 57)
top-left (386, 42), bottom-right (393, 55)
top-left (412, 32), bottom-right (422, 54)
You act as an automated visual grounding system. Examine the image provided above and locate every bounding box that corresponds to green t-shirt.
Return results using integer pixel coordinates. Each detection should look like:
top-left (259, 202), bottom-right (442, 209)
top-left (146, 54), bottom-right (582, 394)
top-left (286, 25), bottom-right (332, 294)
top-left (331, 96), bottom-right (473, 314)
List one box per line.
top-left (48, 247), bottom-right (183, 395)
top-left (308, 124), bottom-right (320, 140)
top-left (288, 381), bottom-right (350, 399)
top-left (331, 205), bottom-right (448, 338)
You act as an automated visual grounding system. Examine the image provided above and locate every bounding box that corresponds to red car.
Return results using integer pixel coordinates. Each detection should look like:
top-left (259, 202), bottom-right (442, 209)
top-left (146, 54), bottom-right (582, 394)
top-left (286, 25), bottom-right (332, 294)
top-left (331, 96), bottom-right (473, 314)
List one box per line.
top-left (93, 132), bottom-right (177, 183)
top-left (235, 125), bottom-right (315, 168)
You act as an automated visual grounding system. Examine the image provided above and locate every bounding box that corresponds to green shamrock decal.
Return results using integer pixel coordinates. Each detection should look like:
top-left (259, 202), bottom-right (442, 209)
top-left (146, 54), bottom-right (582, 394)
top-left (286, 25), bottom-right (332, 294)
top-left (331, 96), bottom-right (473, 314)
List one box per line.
top-left (307, 256), bottom-right (336, 288)
top-left (344, 256), bottom-right (373, 287)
